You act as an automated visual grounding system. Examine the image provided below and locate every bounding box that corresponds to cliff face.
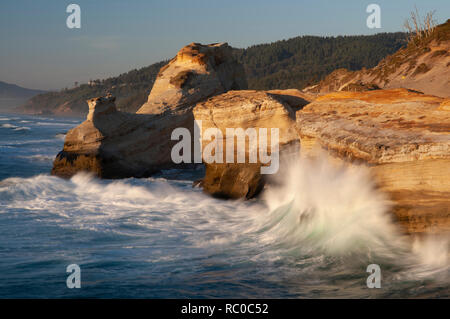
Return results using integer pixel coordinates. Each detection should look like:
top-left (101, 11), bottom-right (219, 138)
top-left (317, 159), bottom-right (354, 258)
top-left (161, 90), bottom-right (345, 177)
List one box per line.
top-left (296, 89), bottom-right (450, 234)
top-left (193, 90), bottom-right (305, 198)
top-left (51, 95), bottom-right (196, 178)
top-left (305, 20), bottom-right (450, 98)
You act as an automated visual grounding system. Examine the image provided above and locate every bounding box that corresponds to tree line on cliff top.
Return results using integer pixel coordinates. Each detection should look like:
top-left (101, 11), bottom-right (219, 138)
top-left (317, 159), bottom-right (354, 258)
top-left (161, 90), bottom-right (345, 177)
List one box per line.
top-left (23, 32), bottom-right (407, 114)
top-left (234, 32), bottom-right (406, 89)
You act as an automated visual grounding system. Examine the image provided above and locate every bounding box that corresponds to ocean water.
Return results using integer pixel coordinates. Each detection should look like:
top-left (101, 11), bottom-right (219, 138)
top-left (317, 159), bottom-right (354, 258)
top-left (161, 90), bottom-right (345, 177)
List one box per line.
top-left (0, 114), bottom-right (448, 298)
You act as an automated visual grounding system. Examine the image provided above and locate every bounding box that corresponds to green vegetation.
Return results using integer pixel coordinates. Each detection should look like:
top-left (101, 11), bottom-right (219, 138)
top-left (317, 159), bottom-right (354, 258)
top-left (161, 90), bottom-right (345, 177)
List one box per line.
top-left (234, 33), bottom-right (406, 90)
top-left (22, 61), bottom-right (167, 114)
top-left (21, 33), bottom-right (407, 114)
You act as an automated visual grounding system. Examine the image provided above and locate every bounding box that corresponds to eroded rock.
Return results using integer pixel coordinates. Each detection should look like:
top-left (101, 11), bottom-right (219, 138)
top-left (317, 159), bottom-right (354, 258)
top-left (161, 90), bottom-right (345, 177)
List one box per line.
top-left (52, 95), bottom-right (196, 178)
top-left (296, 88), bottom-right (450, 234)
top-left (193, 90), bottom-right (301, 198)
top-left (137, 42), bottom-right (247, 114)
top-left (52, 42), bottom-right (248, 179)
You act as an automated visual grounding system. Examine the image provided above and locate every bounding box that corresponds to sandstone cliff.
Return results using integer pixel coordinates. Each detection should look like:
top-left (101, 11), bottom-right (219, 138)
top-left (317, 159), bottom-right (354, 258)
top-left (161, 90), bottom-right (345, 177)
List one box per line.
top-left (193, 90), bottom-right (306, 198)
top-left (51, 95), bottom-right (196, 178)
top-left (137, 42), bottom-right (247, 114)
top-left (296, 89), bottom-right (450, 234)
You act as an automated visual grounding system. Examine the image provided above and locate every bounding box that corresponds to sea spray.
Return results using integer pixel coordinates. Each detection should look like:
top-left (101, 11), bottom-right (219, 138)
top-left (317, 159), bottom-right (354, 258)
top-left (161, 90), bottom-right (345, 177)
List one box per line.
top-left (412, 236), bottom-right (449, 268)
top-left (257, 153), bottom-right (404, 255)
top-left (252, 154), bottom-right (448, 287)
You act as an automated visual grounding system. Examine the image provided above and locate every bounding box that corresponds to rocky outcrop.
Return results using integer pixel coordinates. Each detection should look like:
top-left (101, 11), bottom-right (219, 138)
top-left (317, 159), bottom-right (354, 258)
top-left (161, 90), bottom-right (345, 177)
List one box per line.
top-left (52, 43), bottom-right (247, 179)
top-left (137, 42), bottom-right (247, 114)
top-left (193, 90), bottom-right (302, 198)
top-left (52, 95), bottom-right (196, 178)
top-left (296, 88), bottom-right (450, 234)
top-left (52, 87), bottom-right (304, 199)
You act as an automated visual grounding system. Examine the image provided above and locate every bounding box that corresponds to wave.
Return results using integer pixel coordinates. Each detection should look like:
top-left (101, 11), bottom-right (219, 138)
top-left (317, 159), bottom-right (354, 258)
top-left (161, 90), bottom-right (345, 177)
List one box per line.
top-left (1, 123), bottom-right (30, 131)
top-left (35, 122), bottom-right (78, 127)
top-left (1, 139), bottom-right (59, 146)
top-left (0, 156), bottom-right (448, 296)
top-left (55, 133), bottom-right (66, 140)
top-left (16, 154), bottom-right (54, 162)
top-left (0, 173), bottom-right (255, 236)
top-left (1, 161), bottom-right (447, 271)
top-left (255, 154), bottom-right (449, 279)
top-left (1, 123), bottom-right (18, 129)
top-left (260, 154), bottom-right (401, 255)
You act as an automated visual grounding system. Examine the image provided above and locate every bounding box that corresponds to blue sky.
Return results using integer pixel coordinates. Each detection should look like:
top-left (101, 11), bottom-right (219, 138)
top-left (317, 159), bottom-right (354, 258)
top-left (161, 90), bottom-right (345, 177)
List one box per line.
top-left (0, 0), bottom-right (449, 90)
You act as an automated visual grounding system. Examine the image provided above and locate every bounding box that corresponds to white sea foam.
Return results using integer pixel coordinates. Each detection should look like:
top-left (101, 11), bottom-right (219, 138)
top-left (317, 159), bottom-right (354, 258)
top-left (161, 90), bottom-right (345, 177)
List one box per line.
top-left (0, 155), bottom-right (448, 292)
top-left (412, 236), bottom-right (449, 268)
top-left (55, 133), bottom-right (66, 140)
top-left (17, 154), bottom-right (54, 161)
top-left (2, 139), bottom-right (57, 146)
top-left (1, 123), bottom-right (18, 129)
top-left (259, 154), bottom-right (404, 255)
top-left (35, 122), bottom-right (77, 127)
top-left (1, 123), bottom-right (30, 131)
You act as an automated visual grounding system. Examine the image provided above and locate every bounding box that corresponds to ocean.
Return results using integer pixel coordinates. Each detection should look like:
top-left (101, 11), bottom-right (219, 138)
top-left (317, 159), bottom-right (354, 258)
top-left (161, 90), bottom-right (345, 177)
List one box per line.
top-left (0, 114), bottom-right (448, 298)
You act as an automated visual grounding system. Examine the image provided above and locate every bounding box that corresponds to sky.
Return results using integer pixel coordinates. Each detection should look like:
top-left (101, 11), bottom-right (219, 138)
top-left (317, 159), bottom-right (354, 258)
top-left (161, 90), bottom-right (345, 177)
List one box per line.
top-left (0, 0), bottom-right (449, 90)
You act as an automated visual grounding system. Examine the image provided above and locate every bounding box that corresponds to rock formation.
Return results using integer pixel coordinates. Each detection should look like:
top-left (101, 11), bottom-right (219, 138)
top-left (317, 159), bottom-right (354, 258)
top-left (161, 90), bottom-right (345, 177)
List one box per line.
top-left (193, 90), bottom-right (304, 198)
top-left (52, 43), bottom-right (247, 178)
top-left (137, 42), bottom-right (247, 114)
top-left (296, 88), bottom-right (450, 234)
top-left (52, 88), bottom-right (306, 194)
top-left (51, 95), bottom-right (197, 178)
